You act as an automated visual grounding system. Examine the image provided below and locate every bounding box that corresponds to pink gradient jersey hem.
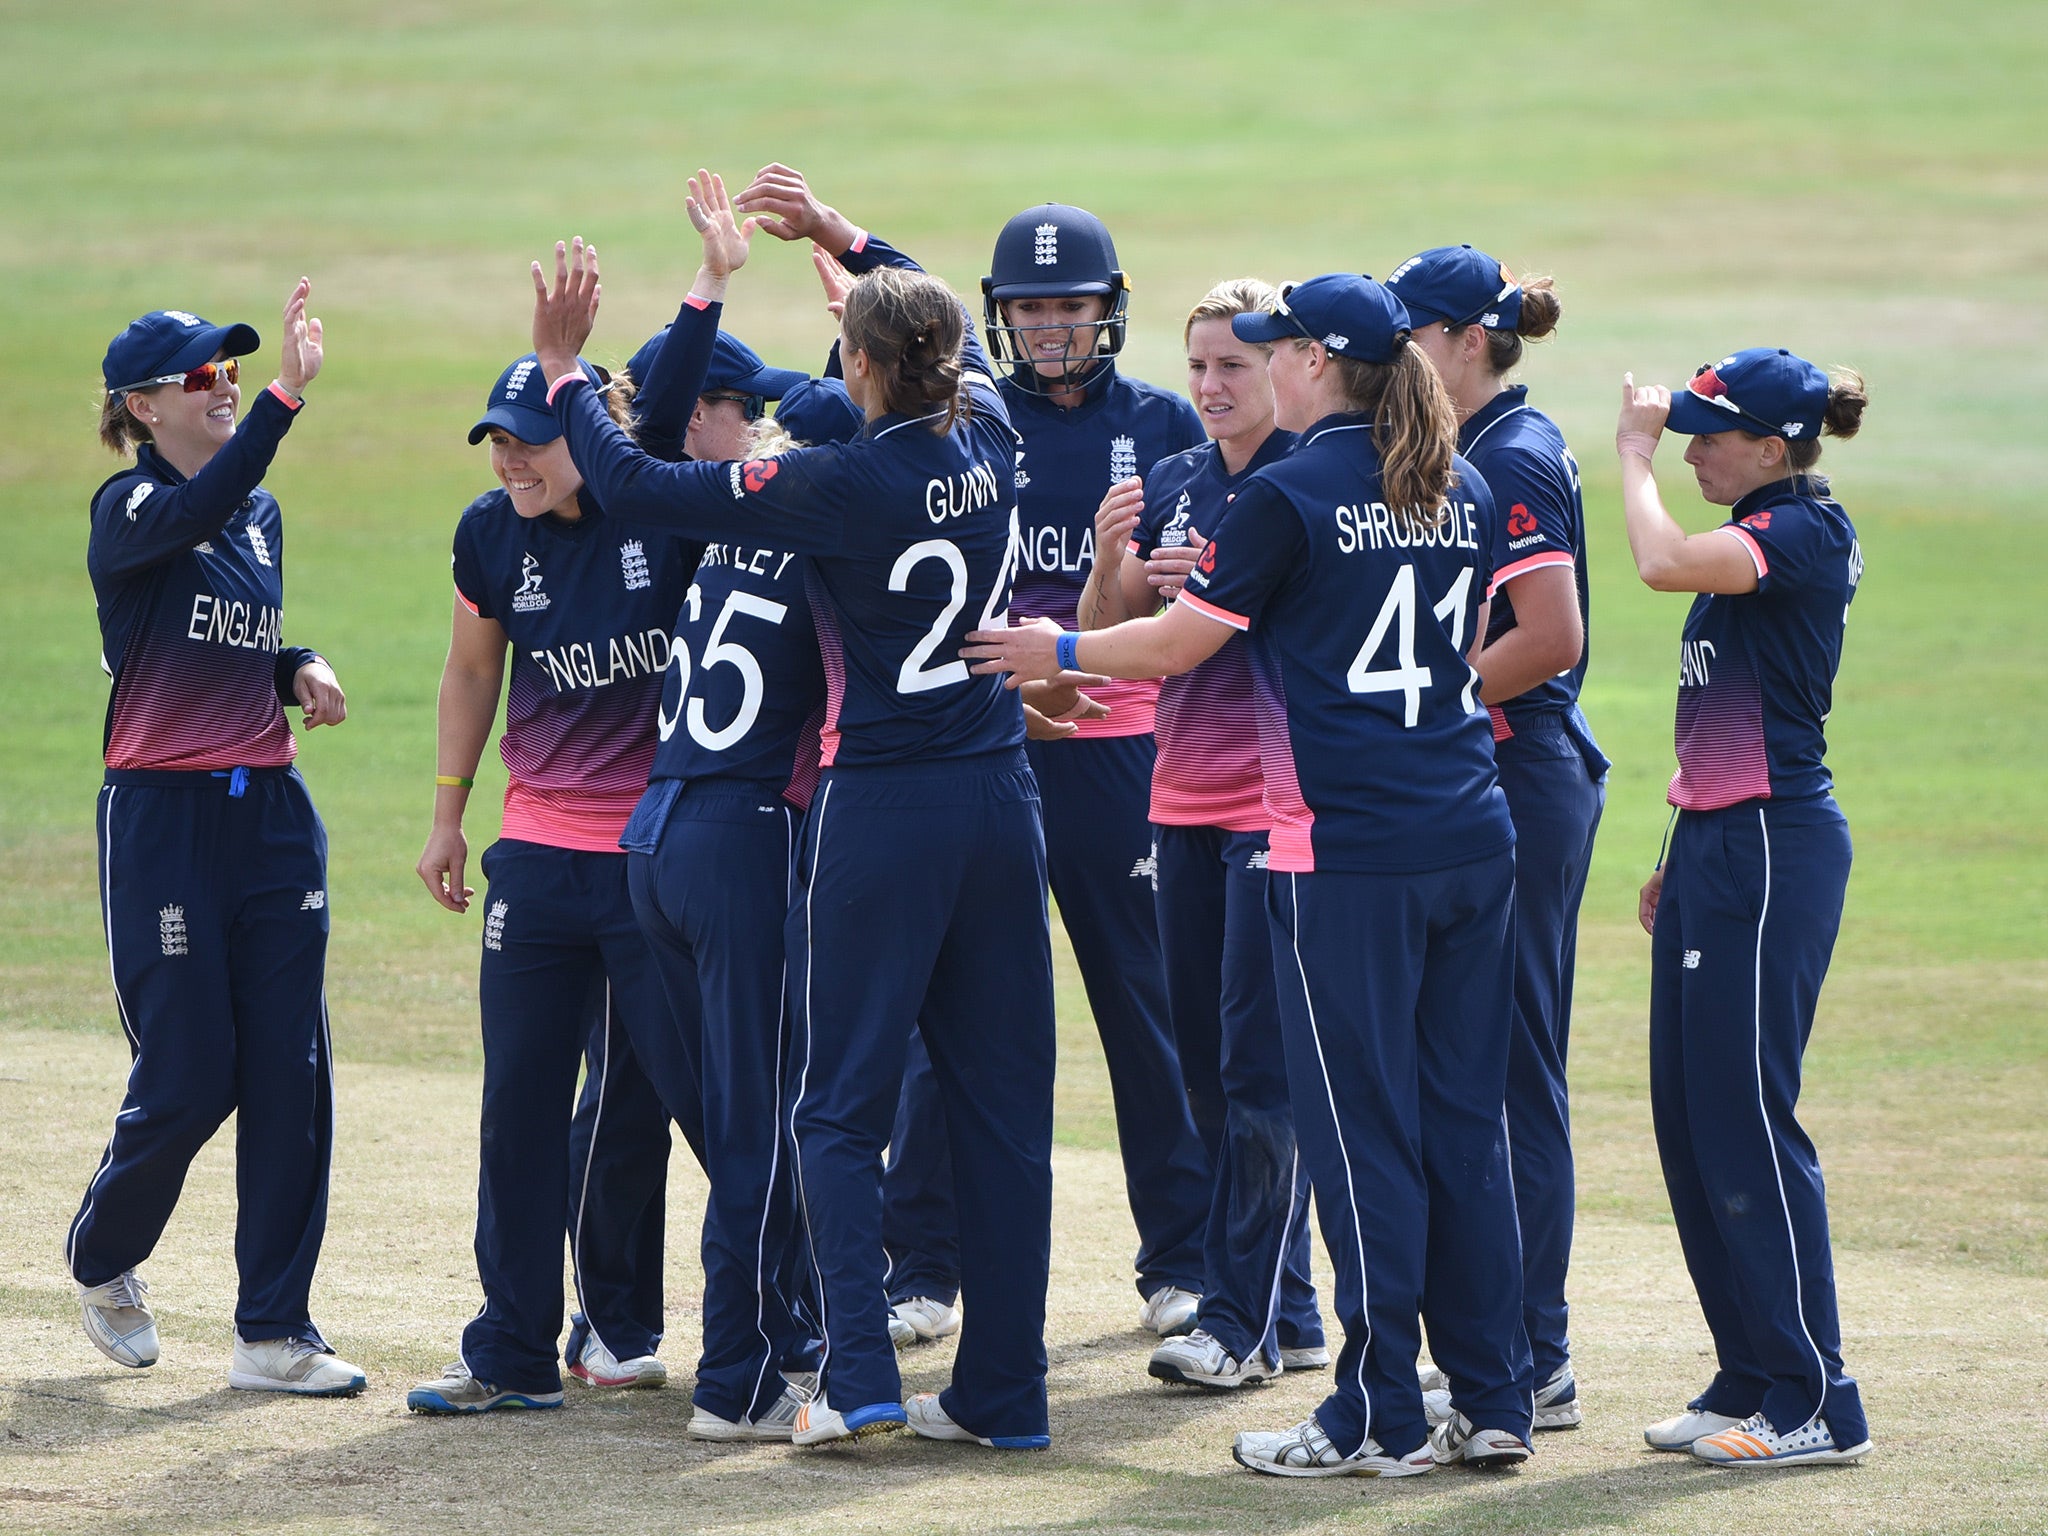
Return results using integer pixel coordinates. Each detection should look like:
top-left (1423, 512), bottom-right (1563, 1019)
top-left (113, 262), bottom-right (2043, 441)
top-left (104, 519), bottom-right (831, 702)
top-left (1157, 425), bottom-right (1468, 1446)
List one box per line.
top-left (500, 778), bottom-right (644, 852)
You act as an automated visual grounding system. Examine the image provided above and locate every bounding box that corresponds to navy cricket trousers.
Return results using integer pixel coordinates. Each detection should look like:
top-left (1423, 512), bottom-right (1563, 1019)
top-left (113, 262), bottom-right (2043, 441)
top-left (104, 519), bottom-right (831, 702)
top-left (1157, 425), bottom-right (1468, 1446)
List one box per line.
top-left (1494, 711), bottom-right (1605, 1384)
top-left (69, 766), bottom-right (335, 1346)
top-left (630, 782), bottom-right (818, 1424)
top-left (1650, 798), bottom-right (1866, 1449)
top-left (788, 749), bottom-right (1057, 1443)
top-left (461, 840), bottom-right (694, 1396)
top-left (1268, 856), bottom-right (1531, 1459)
top-left (1153, 824), bottom-right (1321, 1366)
top-left (879, 734), bottom-right (1207, 1305)
top-left (565, 1015), bottom-right (676, 1365)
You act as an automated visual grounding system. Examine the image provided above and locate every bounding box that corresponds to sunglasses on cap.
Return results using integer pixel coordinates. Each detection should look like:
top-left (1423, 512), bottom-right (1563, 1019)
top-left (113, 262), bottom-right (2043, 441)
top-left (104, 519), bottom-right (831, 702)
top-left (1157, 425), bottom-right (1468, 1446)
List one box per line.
top-left (111, 357), bottom-right (240, 396)
top-left (1688, 362), bottom-right (1790, 436)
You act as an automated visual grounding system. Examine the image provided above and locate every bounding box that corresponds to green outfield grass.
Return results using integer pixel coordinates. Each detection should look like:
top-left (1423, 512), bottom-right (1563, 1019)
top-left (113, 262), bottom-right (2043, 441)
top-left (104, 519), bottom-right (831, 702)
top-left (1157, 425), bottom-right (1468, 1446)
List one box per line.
top-left (2, 3), bottom-right (2045, 1532)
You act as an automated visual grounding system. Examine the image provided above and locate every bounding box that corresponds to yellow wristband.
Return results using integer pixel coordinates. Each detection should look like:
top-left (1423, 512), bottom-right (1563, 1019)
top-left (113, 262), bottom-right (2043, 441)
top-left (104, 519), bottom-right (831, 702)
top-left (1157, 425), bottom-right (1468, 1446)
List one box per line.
top-left (435, 775), bottom-right (474, 789)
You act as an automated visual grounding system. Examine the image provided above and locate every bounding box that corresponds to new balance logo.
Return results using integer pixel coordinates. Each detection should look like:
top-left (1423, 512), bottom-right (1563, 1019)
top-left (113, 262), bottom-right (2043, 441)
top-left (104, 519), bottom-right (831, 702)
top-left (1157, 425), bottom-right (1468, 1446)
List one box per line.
top-left (1034, 222), bottom-right (1059, 265)
top-left (159, 905), bottom-right (188, 957)
top-left (620, 539), bottom-right (651, 591)
top-left (124, 483), bottom-right (153, 520)
top-left (300, 890), bottom-right (325, 911)
top-left (194, 541), bottom-right (214, 554)
top-left (246, 524), bottom-right (273, 567)
top-left (1129, 854), bottom-right (1158, 891)
top-left (1245, 848), bottom-right (1269, 870)
top-left (484, 900), bottom-right (509, 951)
top-left (1683, 949), bottom-right (1702, 970)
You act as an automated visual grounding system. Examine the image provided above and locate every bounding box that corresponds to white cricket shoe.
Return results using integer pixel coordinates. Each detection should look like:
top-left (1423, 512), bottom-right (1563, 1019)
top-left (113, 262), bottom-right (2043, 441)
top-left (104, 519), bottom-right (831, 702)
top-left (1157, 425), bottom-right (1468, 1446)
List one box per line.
top-left (689, 1381), bottom-right (809, 1442)
top-left (406, 1359), bottom-right (559, 1413)
top-left (905, 1392), bottom-right (1051, 1449)
top-left (888, 1296), bottom-right (961, 1350)
top-left (1148, 1329), bottom-right (1278, 1390)
top-left (79, 1271), bottom-right (157, 1368)
top-left (1644, 1406), bottom-right (1746, 1452)
top-left (1691, 1412), bottom-right (1872, 1468)
top-left (1137, 1285), bottom-right (1200, 1337)
top-left (1420, 1362), bottom-right (1453, 1425)
top-left (1534, 1361), bottom-right (1583, 1430)
top-left (1429, 1411), bottom-right (1531, 1469)
top-left (567, 1330), bottom-right (667, 1390)
top-left (229, 1336), bottom-right (367, 1397)
top-left (1279, 1343), bottom-right (1331, 1371)
top-left (791, 1391), bottom-right (906, 1446)
top-left (1233, 1415), bottom-right (1434, 1478)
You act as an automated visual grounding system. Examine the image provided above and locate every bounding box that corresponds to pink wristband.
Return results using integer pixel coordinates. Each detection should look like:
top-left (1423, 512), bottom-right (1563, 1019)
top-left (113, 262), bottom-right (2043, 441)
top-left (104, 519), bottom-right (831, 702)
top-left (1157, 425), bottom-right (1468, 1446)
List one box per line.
top-left (1616, 432), bottom-right (1660, 463)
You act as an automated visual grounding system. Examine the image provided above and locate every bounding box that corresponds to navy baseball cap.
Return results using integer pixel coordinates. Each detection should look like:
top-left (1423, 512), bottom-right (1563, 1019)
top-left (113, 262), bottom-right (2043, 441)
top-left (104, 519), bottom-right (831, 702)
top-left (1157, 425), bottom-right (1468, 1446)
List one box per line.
top-left (1666, 348), bottom-right (1829, 441)
top-left (1385, 245), bottom-right (1522, 331)
top-left (623, 327), bottom-right (809, 410)
top-left (1232, 273), bottom-right (1412, 364)
top-left (774, 378), bottom-right (864, 445)
top-left (103, 309), bottom-right (260, 394)
top-left (468, 353), bottom-right (606, 445)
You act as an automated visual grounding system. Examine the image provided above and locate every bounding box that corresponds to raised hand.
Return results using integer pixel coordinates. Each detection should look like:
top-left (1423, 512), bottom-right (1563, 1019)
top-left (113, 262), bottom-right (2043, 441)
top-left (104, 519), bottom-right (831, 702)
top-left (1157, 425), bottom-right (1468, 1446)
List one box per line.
top-left (734, 163), bottom-right (858, 253)
top-left (686, 170), bottom-right (755, 281)
top-left (1617, 371), bottom-right (1672, 454)
top-left (531, 237), bottom-right (600, 382)
top-left (277, 277), bottom-right (323, 395)
top-left (1093, 477), bottom-right (1144, 572)
top-left (812, 246), bottom-right (855, 320)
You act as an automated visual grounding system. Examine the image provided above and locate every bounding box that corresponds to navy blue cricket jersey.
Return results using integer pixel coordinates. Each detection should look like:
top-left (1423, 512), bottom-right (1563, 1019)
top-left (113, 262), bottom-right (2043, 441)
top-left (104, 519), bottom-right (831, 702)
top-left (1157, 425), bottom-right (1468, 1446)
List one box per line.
top-left (618, 295), bottom-right (827, 812)
top-left (552, 236), bottom-right (1023, 769)
top-left (1460, 387), bottom-right (1590, 736)
top-left (1131, 429), bottom-right (1296, 830)
top-left (88, 385), bottom-right (321, 771)
top-left (452, 493), bottom-right (694, 849)
top-left (1005, 366), bottom-right (1203, 737)
top-left (1669, 478), bottom-right (1861, 810)
top-left (1181, 414), bottom-right (1511, 873)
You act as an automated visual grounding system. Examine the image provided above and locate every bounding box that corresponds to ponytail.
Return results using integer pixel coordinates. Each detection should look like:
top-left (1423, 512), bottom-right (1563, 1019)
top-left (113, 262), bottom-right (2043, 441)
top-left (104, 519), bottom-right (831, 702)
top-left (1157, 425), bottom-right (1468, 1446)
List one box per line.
top-left (1326, 339), bottom-right (1459, 531)
top-left (1468, 273), bottom-right (1561, 376)
top-left (1786, 366), bottom-right (1867, 472)
top-left (97, 386), bottom-right (152, 457)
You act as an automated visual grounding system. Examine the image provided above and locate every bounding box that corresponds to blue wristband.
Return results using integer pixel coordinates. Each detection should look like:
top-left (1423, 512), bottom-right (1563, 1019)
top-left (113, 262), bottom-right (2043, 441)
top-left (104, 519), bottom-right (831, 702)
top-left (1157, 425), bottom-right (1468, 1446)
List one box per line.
top-left (1056, 631), bottom-right (1081, 672)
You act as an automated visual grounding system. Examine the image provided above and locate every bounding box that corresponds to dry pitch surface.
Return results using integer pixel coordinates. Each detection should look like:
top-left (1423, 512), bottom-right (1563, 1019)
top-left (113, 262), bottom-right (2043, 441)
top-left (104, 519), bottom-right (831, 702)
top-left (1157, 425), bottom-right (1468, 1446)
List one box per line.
top-left (2, 1029), bottom-right (2043, 1536)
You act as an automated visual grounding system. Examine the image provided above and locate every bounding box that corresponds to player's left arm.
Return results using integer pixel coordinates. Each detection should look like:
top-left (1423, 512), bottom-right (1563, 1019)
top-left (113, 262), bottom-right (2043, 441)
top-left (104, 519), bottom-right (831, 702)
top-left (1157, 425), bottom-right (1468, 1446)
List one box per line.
top-left (1471, 447), bottom-right (1584, 703)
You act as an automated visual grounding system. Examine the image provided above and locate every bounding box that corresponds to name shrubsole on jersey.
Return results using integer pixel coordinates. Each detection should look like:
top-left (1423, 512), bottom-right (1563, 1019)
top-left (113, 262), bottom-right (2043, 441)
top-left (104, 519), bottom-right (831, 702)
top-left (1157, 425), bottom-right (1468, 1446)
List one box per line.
top-left (529, 628), bottom-right (673, 693)
top-left (187, 594), bottom-right (282, 652)
top-left (1333, 499), bottom-right (1483, 554)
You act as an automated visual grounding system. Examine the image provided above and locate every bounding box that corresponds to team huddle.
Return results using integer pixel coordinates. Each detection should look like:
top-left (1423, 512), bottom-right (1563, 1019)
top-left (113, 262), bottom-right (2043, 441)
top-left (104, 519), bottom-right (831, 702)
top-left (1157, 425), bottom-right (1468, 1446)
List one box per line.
top-left (70, 161), bottom-right (1873, 1478)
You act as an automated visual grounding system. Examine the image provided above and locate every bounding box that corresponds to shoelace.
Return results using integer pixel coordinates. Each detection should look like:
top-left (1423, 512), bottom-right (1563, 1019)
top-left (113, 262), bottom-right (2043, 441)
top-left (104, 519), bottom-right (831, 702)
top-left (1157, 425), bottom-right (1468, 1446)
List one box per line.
top-left (104, 1271), bottom-right (151, 1309)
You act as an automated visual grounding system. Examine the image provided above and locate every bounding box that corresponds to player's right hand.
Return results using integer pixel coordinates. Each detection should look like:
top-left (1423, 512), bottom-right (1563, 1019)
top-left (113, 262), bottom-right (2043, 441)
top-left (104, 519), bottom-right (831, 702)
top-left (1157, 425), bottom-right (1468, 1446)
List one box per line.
top-left (418, 826), bottom-right (473, 914)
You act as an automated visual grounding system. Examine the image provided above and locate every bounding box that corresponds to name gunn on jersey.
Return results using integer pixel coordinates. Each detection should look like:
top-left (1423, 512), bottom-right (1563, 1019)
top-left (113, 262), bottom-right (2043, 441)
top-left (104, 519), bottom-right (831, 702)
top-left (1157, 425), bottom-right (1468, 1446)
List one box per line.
top-left (697, 544), bottom-right (798, 580)
top-left (1333, 498), bottom-right (1482, 555)
top-left (186, 594), bottom-right (282, 653)
top-left (529, 627), bottom-right (674, 694)
top-left (925, 459), bottom-right (1004, 524)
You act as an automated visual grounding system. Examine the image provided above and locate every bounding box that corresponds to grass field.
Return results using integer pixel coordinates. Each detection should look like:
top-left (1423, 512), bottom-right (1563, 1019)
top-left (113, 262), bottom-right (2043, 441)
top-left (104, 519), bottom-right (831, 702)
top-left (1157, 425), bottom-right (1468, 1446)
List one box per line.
top-left (2, 2), bottom-right (2046, 1532)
